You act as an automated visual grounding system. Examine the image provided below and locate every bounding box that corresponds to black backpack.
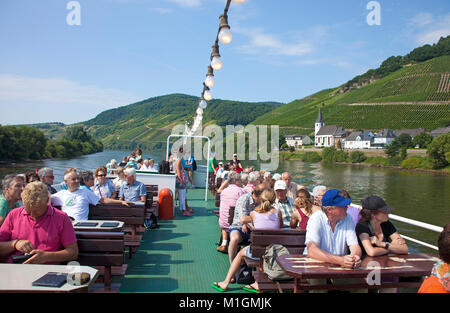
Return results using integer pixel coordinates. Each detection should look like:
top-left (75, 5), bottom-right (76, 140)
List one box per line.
top-left (159, 160), bottom-right (170, 174)
top-left (192, 159), bottom-right (197, 171)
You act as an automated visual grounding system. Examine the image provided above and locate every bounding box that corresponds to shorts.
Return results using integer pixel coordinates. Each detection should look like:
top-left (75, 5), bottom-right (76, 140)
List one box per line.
top-left (229, 228), bottom-right (251, 242)
top-left (245, 246), bottom-right (259, 261)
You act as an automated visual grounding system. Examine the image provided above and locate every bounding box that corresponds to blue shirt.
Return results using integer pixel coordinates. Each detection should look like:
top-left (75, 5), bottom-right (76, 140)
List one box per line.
top-left (304, 210), bottom-right (358, 256)
top-left (119, 180), bottom-right (146, 202)
top-left (93, 179), bottom-right (115, 198)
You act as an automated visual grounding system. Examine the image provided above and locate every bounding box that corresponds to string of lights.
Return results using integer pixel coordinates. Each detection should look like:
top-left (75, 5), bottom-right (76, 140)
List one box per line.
top-left (185, 0), bottom-right (247, 136)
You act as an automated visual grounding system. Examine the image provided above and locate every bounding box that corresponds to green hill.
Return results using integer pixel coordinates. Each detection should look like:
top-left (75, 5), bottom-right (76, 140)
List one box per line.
top-left (252, 55), bottom-right (450, 135)
top-left (81, 94), bottom-right (282, 150)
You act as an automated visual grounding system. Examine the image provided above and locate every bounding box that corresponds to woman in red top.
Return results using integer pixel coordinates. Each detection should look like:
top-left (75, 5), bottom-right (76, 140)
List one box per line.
top-left (290, 190), bottom-right (318, 230)
top-left (418, 223), bottom-right (449, 293)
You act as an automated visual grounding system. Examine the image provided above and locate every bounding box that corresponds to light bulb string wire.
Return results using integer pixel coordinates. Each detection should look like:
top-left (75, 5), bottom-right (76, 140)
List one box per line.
top-left (188, 0), bottom-right (235, 135)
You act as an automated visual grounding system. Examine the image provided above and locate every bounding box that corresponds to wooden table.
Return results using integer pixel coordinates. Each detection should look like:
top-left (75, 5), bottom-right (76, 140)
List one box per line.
top-left (0, 264), bottom-right (99, 293)
top-left (277, 253), bottom-right (438, 292)
top-left (72, 220), bottom-right (124, 232)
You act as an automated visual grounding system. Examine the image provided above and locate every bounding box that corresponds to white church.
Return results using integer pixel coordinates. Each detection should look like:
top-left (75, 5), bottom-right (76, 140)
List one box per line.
top-left (314, 109), bottom-right (348, 148)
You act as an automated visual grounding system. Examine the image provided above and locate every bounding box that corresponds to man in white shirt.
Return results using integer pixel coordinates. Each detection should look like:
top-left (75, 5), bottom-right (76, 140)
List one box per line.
top-left (51, 171), bottom-right (131, 221)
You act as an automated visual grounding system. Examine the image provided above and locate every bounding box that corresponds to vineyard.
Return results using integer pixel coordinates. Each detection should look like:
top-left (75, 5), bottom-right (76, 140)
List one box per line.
top-left (252, 55), bottom-right (450, 130)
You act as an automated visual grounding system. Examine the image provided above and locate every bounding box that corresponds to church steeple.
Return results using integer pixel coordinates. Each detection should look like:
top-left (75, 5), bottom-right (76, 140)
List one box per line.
top-left (315, 108), bottom-right (325, 137)
top-left (316, 108), bottom-right (324, 123)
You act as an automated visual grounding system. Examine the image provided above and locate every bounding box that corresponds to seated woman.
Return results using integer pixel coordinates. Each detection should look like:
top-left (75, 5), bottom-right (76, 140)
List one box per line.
top-left (290, 191), bottom-right (316, 230)
top-left (0, 181), bottom-right (78, 264)
top-left (356, 195), bottom-right (408, 257)
top-left (93, 166), bottom-right (116, 199)
top-left (418, 223), bottom-right (449, 293)
top-left (106, 159), bottom-right (118, 175)
top-left (211, 189), bottom-right (283, 293)
top-left (112, 166), bottom-right (126, 192)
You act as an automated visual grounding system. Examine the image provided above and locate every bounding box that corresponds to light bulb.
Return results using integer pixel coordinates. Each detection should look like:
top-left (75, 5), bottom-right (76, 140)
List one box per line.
top-left (199, 100), bottom-right (207, 109)
top-left (211, 56), bottom-right (223, 70)
top-left (203, 90), bottom-right (212, 101)
top-left (204, 75), bottom-right (215, 87)
top-left (232, 0), bottom-right (246, 4)
top-left (218, 28), bottom-right (232, 44)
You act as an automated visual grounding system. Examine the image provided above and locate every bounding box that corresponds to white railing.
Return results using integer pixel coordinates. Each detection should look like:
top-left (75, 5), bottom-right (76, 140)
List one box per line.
top-left (352, 203), bottom-right (443, 251)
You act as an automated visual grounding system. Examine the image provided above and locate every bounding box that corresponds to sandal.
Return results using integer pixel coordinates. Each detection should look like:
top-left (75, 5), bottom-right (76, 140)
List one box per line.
top-left (242, 285), bottom-right (259, 293)
top-left (211, 282), bottom-right (226, 292)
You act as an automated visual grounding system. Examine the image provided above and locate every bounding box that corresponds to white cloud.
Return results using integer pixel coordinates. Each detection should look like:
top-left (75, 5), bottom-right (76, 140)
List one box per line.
top-left (409, 13), bottom-right (450, 45)
top-left (152, 7), bottom-right (173, 14)
top-left (235, 28), bottom-right (314, 57)
top-left (0, 74), bottom-right (140, 124)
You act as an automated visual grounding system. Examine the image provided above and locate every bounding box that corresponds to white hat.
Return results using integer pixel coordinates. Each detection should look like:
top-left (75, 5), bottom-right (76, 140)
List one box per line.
top-left (219, 162), bottom-right (223, 165)
top-left (233, 153), bottom-right (237, 157)
top-left (274, 180), bottom-right (287, 190)
top-left (272, 173), bottom-right (282, 181)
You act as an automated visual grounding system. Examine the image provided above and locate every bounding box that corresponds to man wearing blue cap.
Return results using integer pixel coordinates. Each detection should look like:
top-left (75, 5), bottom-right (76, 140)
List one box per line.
top-left (304, 189), bottom-right (362, 269)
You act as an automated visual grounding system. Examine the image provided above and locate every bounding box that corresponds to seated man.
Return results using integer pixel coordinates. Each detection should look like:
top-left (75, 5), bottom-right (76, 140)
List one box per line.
top-left (272, 180), bottom-right (295, 228)
top-left (228, 184), bottom-right (264, 264)
top-left (119, 168), bottom-right (147, 203)
top-left (0, 174), bottom-right (25, 227)
top-left (51, 170), bottom-right (130, 221)
top-left (0, 182), bottom-right (78, 264)
top-left (304, 189), bottom-right (362, 292)
top-left (37, 167), bottom-right (57, 194)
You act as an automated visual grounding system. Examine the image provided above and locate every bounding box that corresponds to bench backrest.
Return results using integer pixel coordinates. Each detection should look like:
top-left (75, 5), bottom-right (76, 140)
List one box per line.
top-left (249, 229), bottom-right (306, 258)
top-left (76, 231), bottom-right (124, 267)
top-left (89, 204), bottom-right (145, 226)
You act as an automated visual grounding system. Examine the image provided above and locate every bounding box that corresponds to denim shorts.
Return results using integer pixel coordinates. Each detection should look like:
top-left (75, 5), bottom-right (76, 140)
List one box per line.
top-left (229, 228), bottom-right (251, 242)
top-left (245, 246), bottom-right (259, 261)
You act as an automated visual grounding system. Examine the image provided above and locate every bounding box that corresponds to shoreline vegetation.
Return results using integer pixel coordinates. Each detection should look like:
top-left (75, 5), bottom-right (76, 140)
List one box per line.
top-left (280, 134), bottom-right (450, 175)
top-left (0, 125), bottom-right (103, 162)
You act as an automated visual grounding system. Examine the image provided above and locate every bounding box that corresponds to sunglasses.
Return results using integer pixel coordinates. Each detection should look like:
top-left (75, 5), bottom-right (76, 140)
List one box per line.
top-left (97, 174), bottom-right (106, 177)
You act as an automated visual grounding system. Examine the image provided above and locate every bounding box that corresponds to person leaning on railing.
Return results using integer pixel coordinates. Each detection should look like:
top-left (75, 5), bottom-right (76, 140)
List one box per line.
top-left (0, 181), bottom-right (78, 264)
top-left (418, 223), bottom-right (450, 293)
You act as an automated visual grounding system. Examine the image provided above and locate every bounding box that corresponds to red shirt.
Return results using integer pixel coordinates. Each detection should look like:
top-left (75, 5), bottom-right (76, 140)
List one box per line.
top-left (0, 205), bottom-right (77, 264)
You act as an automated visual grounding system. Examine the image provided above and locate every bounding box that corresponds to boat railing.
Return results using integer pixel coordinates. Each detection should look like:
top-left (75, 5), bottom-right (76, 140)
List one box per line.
top-left (351, 203), bottom-right (443, 251)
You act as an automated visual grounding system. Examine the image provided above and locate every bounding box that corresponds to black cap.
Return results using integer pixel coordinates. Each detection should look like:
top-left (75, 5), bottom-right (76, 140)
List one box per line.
top-left (361, 196), bottom-right (392, 213)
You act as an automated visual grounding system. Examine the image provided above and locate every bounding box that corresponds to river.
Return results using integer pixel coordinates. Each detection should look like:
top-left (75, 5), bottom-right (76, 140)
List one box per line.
top-left (1, 150), bottom-right (448, 255)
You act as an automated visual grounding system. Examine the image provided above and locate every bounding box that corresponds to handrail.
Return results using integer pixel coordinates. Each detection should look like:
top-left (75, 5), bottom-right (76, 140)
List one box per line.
top-left (351, 203), bottom-right (442, 251)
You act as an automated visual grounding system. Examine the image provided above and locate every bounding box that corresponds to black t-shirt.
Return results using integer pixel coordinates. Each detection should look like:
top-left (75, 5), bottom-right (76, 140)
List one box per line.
top-left (355, 220), bottom-right (397, 255)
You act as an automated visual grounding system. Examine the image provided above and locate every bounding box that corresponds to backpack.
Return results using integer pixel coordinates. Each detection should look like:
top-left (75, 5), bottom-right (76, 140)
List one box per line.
top-left (235, 263), bottom-right (255, 285)
top-left (159, 160), bottom-right (170, 174)
top-left (192, 159), bottom-right (197, 171)
top-left (144, 212), bottom-right (160, 229)
top-left (262, 244), bottom-right (292, 281)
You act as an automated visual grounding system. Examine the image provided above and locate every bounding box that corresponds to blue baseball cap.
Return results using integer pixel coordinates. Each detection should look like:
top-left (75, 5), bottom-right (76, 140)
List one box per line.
top-left (321, 189), bottom-right (352, 207)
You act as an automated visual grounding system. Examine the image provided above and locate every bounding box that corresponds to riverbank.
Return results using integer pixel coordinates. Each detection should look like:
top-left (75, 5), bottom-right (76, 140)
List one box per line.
top-left (280, 150), bottom-right (450, 175)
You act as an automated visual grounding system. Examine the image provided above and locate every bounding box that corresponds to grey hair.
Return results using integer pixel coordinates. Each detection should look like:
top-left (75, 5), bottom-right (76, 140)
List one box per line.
top-left (1, 174), bottom-right (24, 191)
top-left (240, 173), bottom-right (249, 183)
top-left (272, 173), bottom-right (282, 181)
top-left (312, 185), bottom-right (327, 197)
top-left (124, 167), bottom-right (136, 177)
top-left (78, 170), bottom-right (94, 185)
top-left (248, 171), bottom-right (260, 183)
top-left (37, 167), bottom-right (53, 178)
top-left (228, 171), bottom-right (240, 184)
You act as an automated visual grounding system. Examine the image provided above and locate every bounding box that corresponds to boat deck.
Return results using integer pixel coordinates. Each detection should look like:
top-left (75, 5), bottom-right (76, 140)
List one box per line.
top-left (119, 188), bottom-right (247, 293)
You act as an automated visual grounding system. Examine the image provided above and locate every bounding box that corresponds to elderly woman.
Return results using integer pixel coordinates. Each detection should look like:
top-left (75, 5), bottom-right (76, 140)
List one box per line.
top-left (312, 185), bottom-right (327, 207)
top-left (217, 172), bottom-right (246, 253)
top-left (107, 159), bottom-right (118, 175)
top-left (0, 182), bottom-right (78, 264)
top-left (0, 174), bottom-right (25, 227)
top-left (93, 166), bottom-right (116, 199)
top-left (113, 166), bottom-right (126, 192)
top-left (118, 168), bottom-right (147, 203)
top-left (78, 170), bottom-right (95, 190)
top-left (243, 171), bottom-right (260, 193)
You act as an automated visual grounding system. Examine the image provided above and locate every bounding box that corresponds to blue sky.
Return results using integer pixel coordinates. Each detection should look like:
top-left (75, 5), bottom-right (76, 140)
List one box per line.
top-left (0, 0), bottom-right (449, 125)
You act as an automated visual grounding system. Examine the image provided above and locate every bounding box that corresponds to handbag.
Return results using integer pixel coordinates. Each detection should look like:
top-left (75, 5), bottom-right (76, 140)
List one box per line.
top-left (235, 263), bottom-right (255, 285)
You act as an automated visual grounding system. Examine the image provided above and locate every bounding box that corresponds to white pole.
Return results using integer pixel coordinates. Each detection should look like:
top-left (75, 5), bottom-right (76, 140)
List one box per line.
top-left (205, 140), bottom-right (210, 202)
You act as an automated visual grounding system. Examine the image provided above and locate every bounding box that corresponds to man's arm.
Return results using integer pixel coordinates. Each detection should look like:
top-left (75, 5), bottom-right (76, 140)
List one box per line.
top-left (24, 242), bottom-right (79, 264)
top-left (307, 242), bottom-right (346, 266)
top-left (388, 232), bottom-right (409, 254)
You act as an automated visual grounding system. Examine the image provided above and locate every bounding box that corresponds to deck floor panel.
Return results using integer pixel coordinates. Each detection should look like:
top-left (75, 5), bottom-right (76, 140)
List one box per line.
top-left (119, 189), bottom-right (248, 293)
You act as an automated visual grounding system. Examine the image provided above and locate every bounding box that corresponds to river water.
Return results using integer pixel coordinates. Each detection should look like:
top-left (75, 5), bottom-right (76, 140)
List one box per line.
top-left (1, 150), bottom-right (448, 255)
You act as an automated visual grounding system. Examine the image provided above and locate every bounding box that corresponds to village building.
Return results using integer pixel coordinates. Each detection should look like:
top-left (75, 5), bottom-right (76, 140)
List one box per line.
top-left (284, 135), bottom-right (313, 148)
top-left (344, 130), bottom-right (375, 149)
top-left (314, 109), bottom-right (347, 148)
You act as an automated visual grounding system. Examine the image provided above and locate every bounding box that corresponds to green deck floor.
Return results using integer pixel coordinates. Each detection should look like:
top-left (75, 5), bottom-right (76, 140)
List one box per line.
top-left (119, 188), bottom-right (248, 293)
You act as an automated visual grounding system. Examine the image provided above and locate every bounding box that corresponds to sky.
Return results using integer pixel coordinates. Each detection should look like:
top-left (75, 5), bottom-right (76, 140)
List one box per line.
top-left (0, 0), bottom-right (449, 125)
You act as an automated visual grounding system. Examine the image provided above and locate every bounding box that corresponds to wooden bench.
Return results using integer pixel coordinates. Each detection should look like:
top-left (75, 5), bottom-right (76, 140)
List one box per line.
top-left (75, 231), bottom-right (125, 292)
top-left (245, 229), bottom-right (306, 293)
top-left (89, 203), bottom-right (145, 259)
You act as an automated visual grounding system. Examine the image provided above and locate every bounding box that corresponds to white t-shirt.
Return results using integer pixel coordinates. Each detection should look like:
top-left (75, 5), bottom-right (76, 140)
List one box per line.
top-left (51, 188), bottom-right (101, 221)
top-left (140, 165), bottom-right (158, 172)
